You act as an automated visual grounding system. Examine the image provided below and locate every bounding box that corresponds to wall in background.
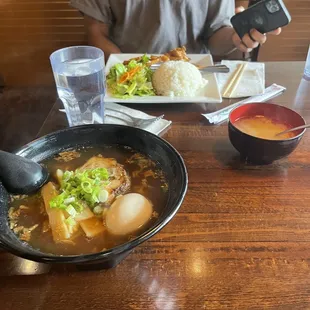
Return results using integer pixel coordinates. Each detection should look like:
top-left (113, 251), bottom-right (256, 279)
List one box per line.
top-left (257, 0), bottom-right (310, 61)
top-left (0, 0), bottom-right (84, 86)
top-left (0, 0), bottom-right (309, 86)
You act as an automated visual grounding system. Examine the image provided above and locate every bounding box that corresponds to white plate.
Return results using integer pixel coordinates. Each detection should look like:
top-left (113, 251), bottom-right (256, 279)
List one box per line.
top-left (105, 54), bottom-right (222, 104)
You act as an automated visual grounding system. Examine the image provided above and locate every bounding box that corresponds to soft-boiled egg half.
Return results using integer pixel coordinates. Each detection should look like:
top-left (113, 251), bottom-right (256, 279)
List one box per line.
top-left (105, 193), bottom-right (153, 236)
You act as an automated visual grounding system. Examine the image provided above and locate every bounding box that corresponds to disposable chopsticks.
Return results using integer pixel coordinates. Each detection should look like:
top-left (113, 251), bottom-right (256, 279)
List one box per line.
top-left (222, 63), bottom-right (247, 98)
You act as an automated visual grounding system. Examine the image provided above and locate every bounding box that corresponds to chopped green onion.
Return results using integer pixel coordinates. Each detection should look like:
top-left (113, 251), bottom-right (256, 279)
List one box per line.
top-left (91, 191), bottom-right (100, 204)
top-left (91, 168), bottom-right (109, 180)
top-left (56, 169), bottom-right (63, 180)
top-left (93, 206), bottom-right (103, 215)
top-left (99, 189), bottom-right (109, 203)
top-left (49, 167), bottom-right (110, 213)
top-left (64, 197), bottom-right (75, 205)
top-left (73, 201), bottom-right (84, 213)
top-left (66, 205), bottom-right (77, 217)
top-left (65, 216), bottom-right (76, 227)
top-left (81, 181), bottom-right (92, 193)
top-left (64, 183), bottom-right (72, 191)
top-left (63, 171), bottom-right (73, 181)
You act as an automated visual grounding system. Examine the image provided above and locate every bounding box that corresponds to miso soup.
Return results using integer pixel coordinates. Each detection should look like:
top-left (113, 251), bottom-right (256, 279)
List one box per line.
top-left (233, 115), bottom-right (295, 140)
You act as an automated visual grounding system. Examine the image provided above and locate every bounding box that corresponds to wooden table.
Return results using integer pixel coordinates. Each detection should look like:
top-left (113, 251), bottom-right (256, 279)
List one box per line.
top-left (1, 62), bottom-right (310, 310)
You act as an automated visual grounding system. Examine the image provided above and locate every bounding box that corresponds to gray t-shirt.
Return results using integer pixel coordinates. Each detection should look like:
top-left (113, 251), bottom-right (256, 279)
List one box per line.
top-left (70, 0), bottom-right (234, 54)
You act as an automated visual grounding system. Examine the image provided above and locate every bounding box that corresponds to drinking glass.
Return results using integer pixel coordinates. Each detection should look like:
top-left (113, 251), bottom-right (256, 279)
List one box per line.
top-left (304, 44), bottom-right (310, 79)
top-left (50, 46), bottom-right (105, 127)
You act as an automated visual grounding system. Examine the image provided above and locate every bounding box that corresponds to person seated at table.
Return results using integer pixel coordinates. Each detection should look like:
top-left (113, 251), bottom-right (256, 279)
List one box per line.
top-left (70, 0), bottom-right (281, 60)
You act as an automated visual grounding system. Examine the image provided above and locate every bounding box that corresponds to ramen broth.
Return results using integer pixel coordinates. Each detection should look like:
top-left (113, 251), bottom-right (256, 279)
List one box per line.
top-left (9, 146), bottom-right (168, 255)
top-left (233, 115), bottom-right (295, 140)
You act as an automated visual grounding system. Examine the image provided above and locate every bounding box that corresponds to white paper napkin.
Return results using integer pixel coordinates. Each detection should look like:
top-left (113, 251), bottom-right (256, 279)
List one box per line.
top-left (60, 103), bottom-right (172, 136)
top-left (217, 60), bottom-right (265, 98)
top-left (105, 102), bottom-right (171, 136)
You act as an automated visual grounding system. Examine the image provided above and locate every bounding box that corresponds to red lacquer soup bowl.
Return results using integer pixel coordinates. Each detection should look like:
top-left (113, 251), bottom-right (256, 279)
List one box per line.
top-left (228, 103), bottom-right (306, 164)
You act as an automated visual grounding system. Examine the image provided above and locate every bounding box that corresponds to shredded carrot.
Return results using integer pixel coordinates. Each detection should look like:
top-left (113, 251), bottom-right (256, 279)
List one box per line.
top-left (119, 72), bottom-right (130, 84)
top-left (128, 66), bottom-right (141, 76)
top-left (119, 66), bottom-right (141, 84)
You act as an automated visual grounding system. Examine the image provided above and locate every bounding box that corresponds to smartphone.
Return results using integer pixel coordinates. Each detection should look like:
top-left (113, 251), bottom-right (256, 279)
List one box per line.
top-left (231, 0), bottom-right (291, 39)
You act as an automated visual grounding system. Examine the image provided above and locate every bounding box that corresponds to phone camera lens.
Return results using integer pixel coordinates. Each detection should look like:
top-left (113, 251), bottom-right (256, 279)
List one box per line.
top-left (266, 0), bottom-right (280, 13)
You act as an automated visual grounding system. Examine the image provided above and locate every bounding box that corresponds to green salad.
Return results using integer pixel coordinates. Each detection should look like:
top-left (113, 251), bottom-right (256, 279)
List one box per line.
top-left (107, 55), bottom-right (155, 98)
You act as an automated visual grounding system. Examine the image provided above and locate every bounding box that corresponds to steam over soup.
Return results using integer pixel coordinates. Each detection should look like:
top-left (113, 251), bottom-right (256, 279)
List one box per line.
top-left (233, 115), bottom-right (295, 140)
top-left (9, 147), bottom-right (168, 255)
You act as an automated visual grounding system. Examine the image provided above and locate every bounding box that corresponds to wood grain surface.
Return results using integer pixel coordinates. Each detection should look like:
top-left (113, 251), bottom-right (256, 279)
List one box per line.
top-left (1, 62), bottom-right (310, 310)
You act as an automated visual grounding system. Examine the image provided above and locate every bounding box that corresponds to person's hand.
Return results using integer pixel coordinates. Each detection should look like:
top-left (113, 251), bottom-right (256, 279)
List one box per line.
top-left (232, 6), bottom-right (282, 53)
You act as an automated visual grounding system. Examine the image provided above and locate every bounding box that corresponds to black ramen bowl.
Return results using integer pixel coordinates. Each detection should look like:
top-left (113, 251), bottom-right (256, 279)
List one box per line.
top-left (0, 125), bottom-right (188, 268)
top-left (229, 103), bottom-right (306, 164)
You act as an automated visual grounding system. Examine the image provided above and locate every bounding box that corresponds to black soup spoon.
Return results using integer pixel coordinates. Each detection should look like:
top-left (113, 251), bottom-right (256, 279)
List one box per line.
top-left (0, 150), bottom-right (49, 194)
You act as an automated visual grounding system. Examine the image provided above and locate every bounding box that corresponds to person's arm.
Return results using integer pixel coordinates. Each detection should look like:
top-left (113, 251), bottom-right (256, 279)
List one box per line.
top-left (84, 15), bottom-right (121, 61)
top-left (208, 5), bottom-right (281, 57)
top-left (208, 26), bottom-right (239, 57)
top-left (69, 0), bottom-right (120, 60)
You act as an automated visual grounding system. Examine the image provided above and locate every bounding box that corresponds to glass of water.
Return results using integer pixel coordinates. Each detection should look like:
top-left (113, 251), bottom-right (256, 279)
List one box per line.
top-left (50, 46), bottom-right (105, 127)
top-left (304, 45), bottom-right (310, 79)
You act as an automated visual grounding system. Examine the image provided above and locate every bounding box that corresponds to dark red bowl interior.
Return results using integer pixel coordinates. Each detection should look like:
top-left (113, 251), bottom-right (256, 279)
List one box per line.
top-left (229, 103), bottom-right (305, 139)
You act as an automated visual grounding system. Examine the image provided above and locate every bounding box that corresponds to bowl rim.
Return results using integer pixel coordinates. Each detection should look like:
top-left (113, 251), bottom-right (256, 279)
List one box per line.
top-left (0, 124), bottom-right (188, 264)
top-left (228, 102), bottom-right (306, 142)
